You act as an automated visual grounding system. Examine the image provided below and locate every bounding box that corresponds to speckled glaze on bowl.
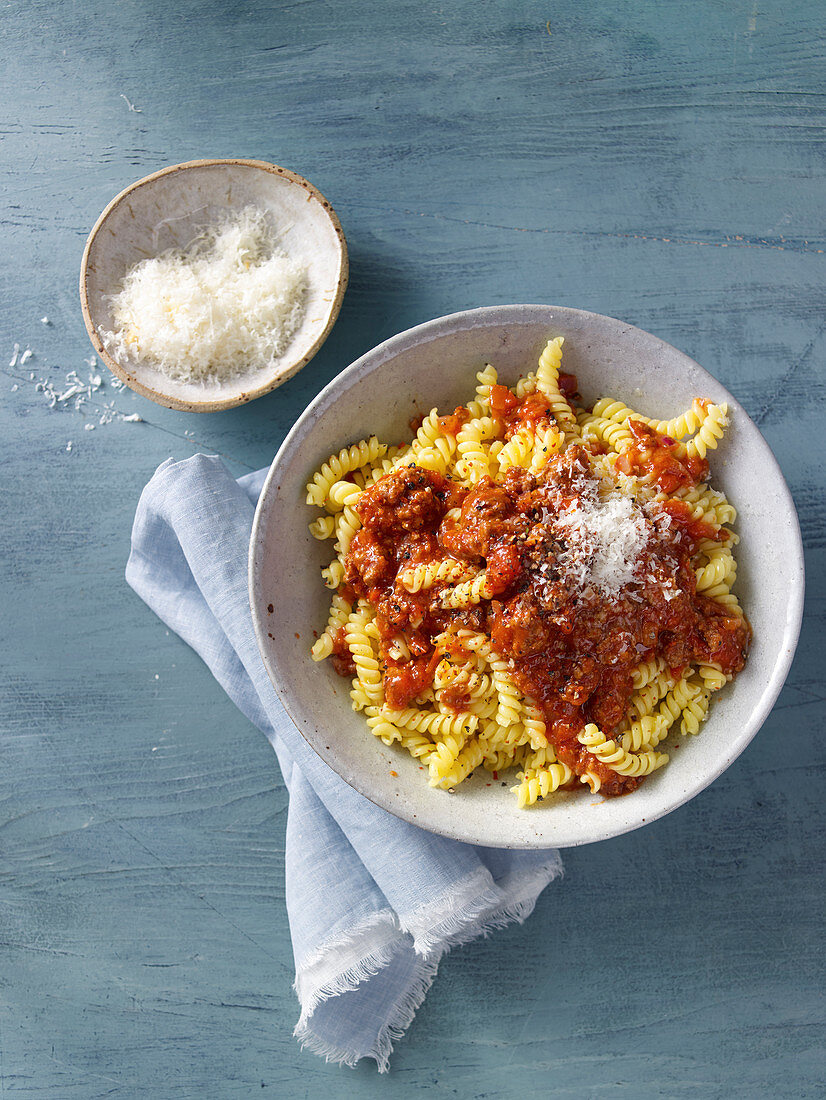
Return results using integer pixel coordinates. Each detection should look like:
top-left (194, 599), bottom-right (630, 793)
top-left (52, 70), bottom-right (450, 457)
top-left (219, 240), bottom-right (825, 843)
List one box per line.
top-left (80, 159), bottom-right (348, 411)
top-left (249, 305), bottom-right (804, 849)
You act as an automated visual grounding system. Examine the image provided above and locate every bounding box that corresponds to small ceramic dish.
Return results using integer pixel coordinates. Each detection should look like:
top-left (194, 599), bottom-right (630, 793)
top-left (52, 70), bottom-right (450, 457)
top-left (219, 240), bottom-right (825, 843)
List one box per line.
top-left (249, 305), bottom-right (804, 849)
top-left (79, 159), bottom-right (348, 411)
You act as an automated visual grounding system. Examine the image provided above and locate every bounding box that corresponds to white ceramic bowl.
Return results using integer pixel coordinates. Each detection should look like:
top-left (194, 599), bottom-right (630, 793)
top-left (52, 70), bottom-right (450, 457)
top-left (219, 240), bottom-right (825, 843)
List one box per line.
top-left (80, 159), bottom-right (348, 411)
top-left (249, 305), bottom-right (804, 849)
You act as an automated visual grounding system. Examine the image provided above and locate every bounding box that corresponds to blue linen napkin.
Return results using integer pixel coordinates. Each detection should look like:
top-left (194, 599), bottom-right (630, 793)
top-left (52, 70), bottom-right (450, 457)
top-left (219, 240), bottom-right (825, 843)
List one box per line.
top-left (126, 453), bottom-right (563, 1071)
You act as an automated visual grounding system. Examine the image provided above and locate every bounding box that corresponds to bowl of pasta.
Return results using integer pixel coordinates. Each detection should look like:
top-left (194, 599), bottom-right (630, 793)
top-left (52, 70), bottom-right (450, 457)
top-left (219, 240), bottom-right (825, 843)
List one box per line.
top-left (249, 305), bottom-right (804, 848)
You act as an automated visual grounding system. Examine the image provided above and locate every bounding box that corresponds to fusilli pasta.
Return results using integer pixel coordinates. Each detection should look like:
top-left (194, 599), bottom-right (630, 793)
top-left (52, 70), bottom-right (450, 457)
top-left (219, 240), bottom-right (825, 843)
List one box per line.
top-left (304, 336), bottom-right (749, 806)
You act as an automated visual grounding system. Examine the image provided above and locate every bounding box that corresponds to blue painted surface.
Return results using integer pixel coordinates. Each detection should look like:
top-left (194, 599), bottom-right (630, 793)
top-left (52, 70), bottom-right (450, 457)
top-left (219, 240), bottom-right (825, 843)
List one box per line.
top-left (1, 1), bottom-right (824, 1096)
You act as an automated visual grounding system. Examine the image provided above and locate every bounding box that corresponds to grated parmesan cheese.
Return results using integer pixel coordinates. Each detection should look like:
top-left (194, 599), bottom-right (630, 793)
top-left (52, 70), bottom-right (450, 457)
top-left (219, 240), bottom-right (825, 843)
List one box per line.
top-left (530, 462), bottom-right (659, 602)
top-left (555, 486), bottom-right (650, 596)
top-left (98, 207), bottom-right (308, 385)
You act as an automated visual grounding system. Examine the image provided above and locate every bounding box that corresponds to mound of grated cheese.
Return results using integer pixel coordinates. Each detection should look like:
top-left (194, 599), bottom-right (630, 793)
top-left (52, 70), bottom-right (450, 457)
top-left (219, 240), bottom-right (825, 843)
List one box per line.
top-left (555, 488), bottom-right (650, 595)
top-left (534, 466), bottom-right (654, 600)
top-left (99, 207), bottom-right (307, 384)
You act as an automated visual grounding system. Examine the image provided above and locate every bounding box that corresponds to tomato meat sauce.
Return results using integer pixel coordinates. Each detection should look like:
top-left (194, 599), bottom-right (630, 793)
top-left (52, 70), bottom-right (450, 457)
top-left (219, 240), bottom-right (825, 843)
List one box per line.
top-left (616, 419), bottom-right (710, 495)
top-left (340, 402), bottom-right (750, 797)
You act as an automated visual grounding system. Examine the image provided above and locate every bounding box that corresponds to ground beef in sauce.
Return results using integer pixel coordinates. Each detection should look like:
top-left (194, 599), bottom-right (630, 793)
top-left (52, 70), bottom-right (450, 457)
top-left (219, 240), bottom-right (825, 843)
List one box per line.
top-left (357, 465), bottom-right (451, 535)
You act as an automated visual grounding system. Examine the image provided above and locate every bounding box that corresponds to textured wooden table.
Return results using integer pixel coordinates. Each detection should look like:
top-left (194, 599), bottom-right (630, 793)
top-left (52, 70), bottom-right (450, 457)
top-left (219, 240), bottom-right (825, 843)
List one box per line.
top-left (1, 2), bottom-right (823, 1096)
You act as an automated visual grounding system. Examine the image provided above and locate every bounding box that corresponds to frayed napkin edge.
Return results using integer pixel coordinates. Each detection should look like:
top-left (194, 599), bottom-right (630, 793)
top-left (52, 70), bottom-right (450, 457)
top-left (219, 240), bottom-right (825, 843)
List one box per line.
top-left (294, 950), bottom-right (440, 1073)
top-left (293, 855), bottom-right (563, 1073)
top-left (404, 856), bottom-right (564, 958)
top-left (294, 908), bottom-right (400, 1022)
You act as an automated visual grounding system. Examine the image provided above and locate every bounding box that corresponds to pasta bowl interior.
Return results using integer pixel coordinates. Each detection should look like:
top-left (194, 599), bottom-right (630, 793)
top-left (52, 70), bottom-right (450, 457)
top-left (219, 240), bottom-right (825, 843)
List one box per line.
top-left (80, 158), bottom-right (348, 411)
top-left (249, 305), bottom-right (804, 849)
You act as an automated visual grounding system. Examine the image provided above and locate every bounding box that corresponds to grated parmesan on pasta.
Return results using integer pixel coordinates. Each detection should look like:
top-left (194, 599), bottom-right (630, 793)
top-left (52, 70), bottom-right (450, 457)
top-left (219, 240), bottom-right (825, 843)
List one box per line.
top-left (548, 479), bottom-right (650, 597)
top-left (99, 206), bottom-right (307, 384)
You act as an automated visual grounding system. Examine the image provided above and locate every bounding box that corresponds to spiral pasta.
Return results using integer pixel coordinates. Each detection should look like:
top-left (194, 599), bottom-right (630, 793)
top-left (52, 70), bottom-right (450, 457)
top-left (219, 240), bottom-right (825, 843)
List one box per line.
top-left (490, 655), bottom-right (522, 727)
top-left (466, 364), bottom-right (499, 418)
top-left (591, 397), bottom-right (640, 424)
top-left (306, 436), bottom-right (387, 506)
top-left (680, 689), bottom-right (711, 735)
top-left (698, 662), bottom-right (731, 691)
top-left (536, 337), bottom-right (580, 434)
top-left (496, 429), bottom-right (535, 473)
top-left (686, 403), bottom-right (729, 459)
top-left (310, 593), bottom-right (351, 660)
top-left (695, 546), bottom-right (736, 592)
top-left (303, 335), bottom-right (748, 806)
top-left (580, 414), bottom-right (634, 453)
top-left (438, 572), bottom-right (495, 609)
top-left (530, 425), bottom-right (564, 471)
top-left (334, 504), bottom-right (361, 559)
top-left (631, 657), bottom-right (666, 691)
top-left (382, 707), bottom-right (478, 740)
top-left (321, 559), bottom-right (345, 589)
top-left (309, 515), bottom-right (336, 540)
top-left (399, 558), bottom-right (474, 593)
top-left (670, 485), bottom-right (737, 527)
top-left (577, 724), bottom-right (669, 777)
top-left (513, 763), bottom-right (574, 808)
top-left (345, 609), bottom-right (383, 706)
top-left (456, 416), bottom-right (497, 484)
top-left (627, 670), bottom-right (676, 722)
top-left (648, 398), bottom-right (707, 440)
top-left (620, 713), bottom-right (671, 753)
